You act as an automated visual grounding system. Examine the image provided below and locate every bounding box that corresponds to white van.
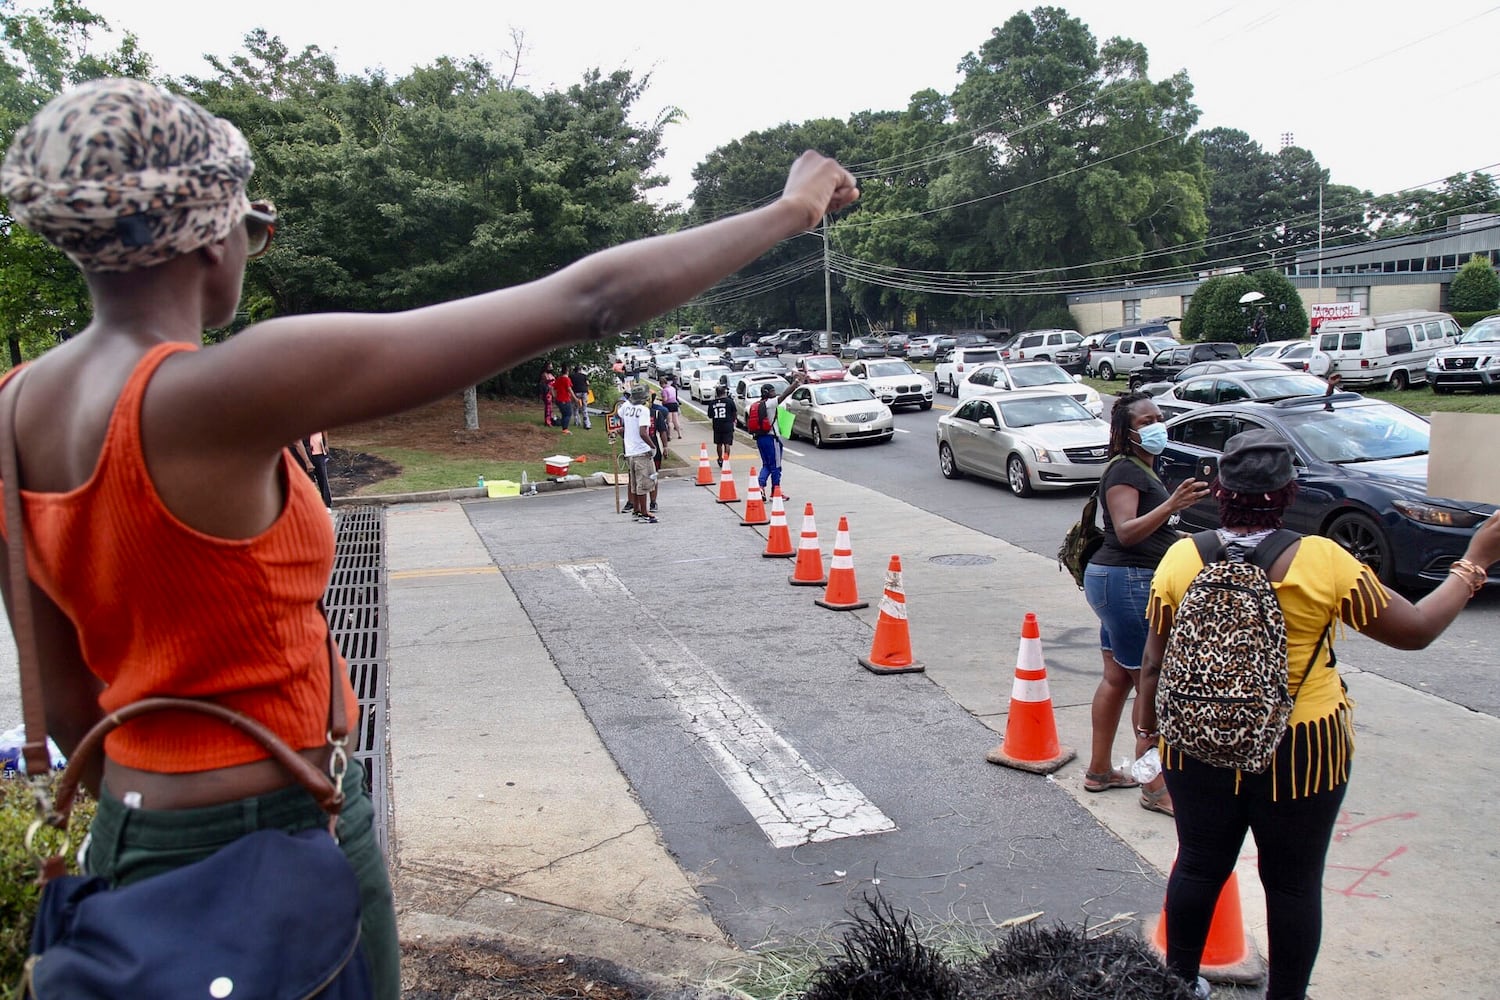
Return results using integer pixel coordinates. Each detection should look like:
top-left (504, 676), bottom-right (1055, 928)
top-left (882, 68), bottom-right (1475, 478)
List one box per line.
top-left (1313, 310), bottom-right (1461, 390)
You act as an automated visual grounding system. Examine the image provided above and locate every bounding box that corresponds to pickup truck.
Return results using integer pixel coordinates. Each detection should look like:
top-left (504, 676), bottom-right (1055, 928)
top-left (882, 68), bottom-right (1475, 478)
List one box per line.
top-left (1089, 335), bottom-right (1177, 381)
top-left (934, 345), bottom-right (1004, 395)
top-left (1125, 342), bottom-right (1242, 389)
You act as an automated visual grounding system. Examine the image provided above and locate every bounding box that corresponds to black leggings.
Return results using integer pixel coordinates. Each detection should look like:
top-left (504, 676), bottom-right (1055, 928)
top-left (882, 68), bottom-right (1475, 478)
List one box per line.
top-left (1161, 754), bottom-right (1347, 1000)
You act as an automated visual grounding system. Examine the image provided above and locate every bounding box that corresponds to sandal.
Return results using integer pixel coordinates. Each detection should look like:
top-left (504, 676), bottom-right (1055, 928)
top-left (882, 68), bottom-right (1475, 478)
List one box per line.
top-left (1083, 769), bottom-right (1139, 793)
top-left (1140, 784), bottom-right (1174, 817)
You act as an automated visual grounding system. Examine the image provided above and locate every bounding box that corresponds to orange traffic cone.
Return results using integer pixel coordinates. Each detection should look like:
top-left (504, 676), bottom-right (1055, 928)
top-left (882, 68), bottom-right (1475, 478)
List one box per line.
top-left (985, 613), bottom-right (1075, 773)
top-left (1149, 871), bottom-right (1267, 986)
top-left (762, 492), bottom-right (794, 558)
top-left (859, 556), bottom-right (923, 674)
top-left (741, 469), bottom-right (769, 526)
top-left (789, 503), bottom-right (827, 586)
top-left (815, 516), bottom-right (867, 611)
top-left (716, 458), bottom-right (739, 504)
top-left (695, 443), bottom-right (714, 486)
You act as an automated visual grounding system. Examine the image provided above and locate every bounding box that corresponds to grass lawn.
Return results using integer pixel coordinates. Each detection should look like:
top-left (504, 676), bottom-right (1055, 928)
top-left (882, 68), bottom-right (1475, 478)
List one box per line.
top-left (327, 393), bottom-right (689, 498)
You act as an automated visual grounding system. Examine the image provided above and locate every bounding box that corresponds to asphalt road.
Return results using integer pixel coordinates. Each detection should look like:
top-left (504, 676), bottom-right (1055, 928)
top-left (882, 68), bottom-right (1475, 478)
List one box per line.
top-left (758, 386), bottom-right (1500, 718)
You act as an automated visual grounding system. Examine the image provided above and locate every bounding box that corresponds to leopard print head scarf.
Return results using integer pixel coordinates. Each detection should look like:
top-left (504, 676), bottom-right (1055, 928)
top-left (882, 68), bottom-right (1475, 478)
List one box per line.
top-left (1, 77), bottom-right (254, 273)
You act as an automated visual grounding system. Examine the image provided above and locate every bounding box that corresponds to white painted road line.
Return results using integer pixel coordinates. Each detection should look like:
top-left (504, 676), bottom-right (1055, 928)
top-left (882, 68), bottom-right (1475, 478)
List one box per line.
top-left (561, 561), bottom-right (897, 848)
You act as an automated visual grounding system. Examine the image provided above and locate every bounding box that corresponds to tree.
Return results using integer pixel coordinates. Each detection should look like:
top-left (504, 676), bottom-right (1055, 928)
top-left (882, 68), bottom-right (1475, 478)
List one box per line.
top-left (0, 0), bottom-right (153, 365)
top-left (1449, 253), bottom-right (1500, 312)
top-left (688, 119), bottom-right (861, 332)
top-left (1197, 127), bottom-right (1277, 268)
top-left (1372, 171), bottom-right (1500, 238)
top-left (947, 8), bottom-right (1209, 287)
top-left (1180, 269), bottom-right (1306, 343)
top-left (182, 35), bottom-right (667, 424)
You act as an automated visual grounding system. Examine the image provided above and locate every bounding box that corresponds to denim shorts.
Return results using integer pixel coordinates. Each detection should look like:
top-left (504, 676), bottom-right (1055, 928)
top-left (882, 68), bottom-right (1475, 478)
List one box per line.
top-left (1083, 563), bottom-right (1155, 669)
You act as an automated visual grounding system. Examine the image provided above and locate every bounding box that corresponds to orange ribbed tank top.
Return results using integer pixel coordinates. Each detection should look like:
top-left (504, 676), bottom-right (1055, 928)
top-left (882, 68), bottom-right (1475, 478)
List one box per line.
top-left (2, 342), bottom-right (358, 772)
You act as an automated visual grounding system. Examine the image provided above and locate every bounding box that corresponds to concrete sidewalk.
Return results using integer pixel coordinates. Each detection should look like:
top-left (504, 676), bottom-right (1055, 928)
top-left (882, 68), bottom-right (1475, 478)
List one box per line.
top-left (383, 408), bottom-right (1500, 998)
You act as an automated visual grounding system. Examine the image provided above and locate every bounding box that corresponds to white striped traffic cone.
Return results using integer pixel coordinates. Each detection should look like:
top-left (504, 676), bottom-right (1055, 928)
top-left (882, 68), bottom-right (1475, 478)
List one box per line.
top-left (985, 612), bottom-right (1075, 773)
top-left (815, 516), bottom-right (867, 611)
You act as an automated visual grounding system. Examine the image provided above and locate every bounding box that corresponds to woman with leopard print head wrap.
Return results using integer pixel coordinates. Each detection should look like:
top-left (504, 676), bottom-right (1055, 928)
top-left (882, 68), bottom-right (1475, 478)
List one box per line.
top-left (1, 77), bottom-right (860, 999)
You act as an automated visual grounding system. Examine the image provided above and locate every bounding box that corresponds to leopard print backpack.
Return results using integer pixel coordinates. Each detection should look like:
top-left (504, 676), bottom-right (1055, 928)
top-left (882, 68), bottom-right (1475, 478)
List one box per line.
top-left (1157, 530), bottom-right (1302, 773)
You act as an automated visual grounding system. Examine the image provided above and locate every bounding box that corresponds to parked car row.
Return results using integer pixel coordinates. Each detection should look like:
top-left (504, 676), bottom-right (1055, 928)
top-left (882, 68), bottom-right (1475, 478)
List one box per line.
top-left (932, 374), bottom-right (1495, 591)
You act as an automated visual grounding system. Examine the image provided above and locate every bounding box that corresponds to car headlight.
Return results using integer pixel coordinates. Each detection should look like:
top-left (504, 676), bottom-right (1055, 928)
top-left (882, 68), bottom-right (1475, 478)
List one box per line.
top-left (1029, 444), bottom-right (1054, 462)
top-left (1392, 499), bottom-right (1490, 528)
top-left (1485, 356), bottom-right (1500, 370)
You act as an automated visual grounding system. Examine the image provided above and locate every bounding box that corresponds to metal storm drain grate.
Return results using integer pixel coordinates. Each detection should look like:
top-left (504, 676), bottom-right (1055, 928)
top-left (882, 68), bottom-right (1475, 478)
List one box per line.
top-left (929, 553), bottom-right (997, 566)
top-left (324, 506), bottom-right (390, 855)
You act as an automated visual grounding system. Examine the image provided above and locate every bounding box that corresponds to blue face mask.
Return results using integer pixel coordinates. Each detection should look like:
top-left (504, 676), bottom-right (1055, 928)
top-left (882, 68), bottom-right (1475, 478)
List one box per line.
top-left (1134, 422), bottom-right (1168, 455)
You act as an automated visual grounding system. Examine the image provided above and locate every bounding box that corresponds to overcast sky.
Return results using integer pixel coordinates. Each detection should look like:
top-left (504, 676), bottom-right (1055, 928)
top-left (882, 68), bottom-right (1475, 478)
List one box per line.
top-left (79, 1), bottom-right (1500, 207)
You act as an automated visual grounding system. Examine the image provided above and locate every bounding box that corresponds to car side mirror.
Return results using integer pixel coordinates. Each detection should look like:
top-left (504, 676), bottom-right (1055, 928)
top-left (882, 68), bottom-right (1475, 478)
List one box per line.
top-left (1072, 374), bottom-right (1083, 383)
top-left (978, 416), bottom-right (997, 429)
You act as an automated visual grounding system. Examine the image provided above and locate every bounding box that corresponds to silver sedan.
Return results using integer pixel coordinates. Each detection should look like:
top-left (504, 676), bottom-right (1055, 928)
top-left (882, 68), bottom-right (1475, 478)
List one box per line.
top-left (935, 389), bottom-right (1110, 497)
top-left (782, 381), bottom-right (894, 448)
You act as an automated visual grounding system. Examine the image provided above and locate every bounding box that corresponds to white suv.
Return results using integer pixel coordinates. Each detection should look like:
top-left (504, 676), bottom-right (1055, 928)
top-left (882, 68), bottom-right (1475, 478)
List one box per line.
top-left (1006, 329), bottom-right (1084, 363)
top-left (935, 345), bottom-right (1005, 395)
top-left (1092, 336), bottom-right (1177, 381)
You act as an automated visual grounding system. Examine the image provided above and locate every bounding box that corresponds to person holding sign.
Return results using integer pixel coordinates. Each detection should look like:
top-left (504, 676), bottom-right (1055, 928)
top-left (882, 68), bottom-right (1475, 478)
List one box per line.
top-left (748, 372), bottom-right (801, 498)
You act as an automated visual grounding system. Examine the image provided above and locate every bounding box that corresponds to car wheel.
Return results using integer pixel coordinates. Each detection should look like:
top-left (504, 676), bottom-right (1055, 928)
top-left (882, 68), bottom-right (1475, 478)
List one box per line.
top-left (919, 400), bottom-right (933, 411)
top-left (1098, 362), bottom-right (1115, 380)
top-left (939, 443), bottom-right (963, 479)
top-left (1326, 512), bottom-right (1394, 585)
top-left (1390, 369), bottom-right (1410, 391)
top-left (811, 422), bottom-right (825, 448)
top-left (1036, 354), bottom-right (1051, 362)
top-left (1128, 375), bottom-right (1143, 391)
top-left (1006, 454), bottom-right (1034, 497)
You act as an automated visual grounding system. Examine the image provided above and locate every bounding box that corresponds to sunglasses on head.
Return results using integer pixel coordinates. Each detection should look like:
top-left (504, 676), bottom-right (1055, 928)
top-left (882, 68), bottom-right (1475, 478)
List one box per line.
top-left (244, 200), bottom-right (277, 259)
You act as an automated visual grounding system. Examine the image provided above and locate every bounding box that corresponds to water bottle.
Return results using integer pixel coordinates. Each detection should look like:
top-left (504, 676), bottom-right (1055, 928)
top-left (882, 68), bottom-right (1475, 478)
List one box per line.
top-left (476, 475), bottom-right (485, 489)
top-left (1131, 746), bottom-right (1162, 784)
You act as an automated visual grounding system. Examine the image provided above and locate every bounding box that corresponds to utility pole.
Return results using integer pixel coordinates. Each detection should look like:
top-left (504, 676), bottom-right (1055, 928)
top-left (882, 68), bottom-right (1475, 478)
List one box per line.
top-left (1317, 183), bottom-right (1324, 293)
top-left (822, 217), bottom-right (833, 353)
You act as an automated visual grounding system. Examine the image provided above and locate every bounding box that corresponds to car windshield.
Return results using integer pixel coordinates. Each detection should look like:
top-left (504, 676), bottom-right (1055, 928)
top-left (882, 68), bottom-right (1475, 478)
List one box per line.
top-left (750, 378), bottom-right (789, 395)
top-left (812, 383), bottom-right (876, 405)
top-left (1459, 322), bottom-right (1500, 344)
top-left (727, 348), bottom-right (755, 357)
top-left (1246, 344), bottom-right (1283, 358)
top-left (805, 357), bottom-right (843, 371)
top-left (865, 361), bottom-right (915, 377)
top-left (696, 366), bottom-right (730, 380)
top-left (1279, 403), bottom-right (1430, 463)
top-left (998, 396), bottom-right (1094, 427)
top-left (1009, 364), bottom-right (1072, 387)
top-left (1145, 338), bottom-right (1177, 355)
top-left (1243, 374), bottom-right (1329, 398)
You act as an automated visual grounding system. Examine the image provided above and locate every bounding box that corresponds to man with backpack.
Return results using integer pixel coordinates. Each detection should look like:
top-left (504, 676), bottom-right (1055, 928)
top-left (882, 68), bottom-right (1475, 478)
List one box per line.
top-left (747, 374), bottom-right (801, 498)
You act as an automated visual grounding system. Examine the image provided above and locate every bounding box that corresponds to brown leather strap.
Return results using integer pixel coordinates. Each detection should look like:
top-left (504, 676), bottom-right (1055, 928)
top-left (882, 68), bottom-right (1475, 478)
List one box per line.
top-left (52, 697), bottom-right (343, 818)
top-left (0, 366), bottom-right (51, 780)
top-left (1, 370), bottom-right (346, 830)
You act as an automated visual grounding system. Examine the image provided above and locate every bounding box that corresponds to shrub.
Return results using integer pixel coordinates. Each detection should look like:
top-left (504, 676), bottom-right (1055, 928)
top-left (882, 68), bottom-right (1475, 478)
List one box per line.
top-left (0, 776), bottom-right (94, 994)
top-left (1181, 270), bottom-right (1308, 343)
top-left (1449, 254), bottom-right (1500, 312)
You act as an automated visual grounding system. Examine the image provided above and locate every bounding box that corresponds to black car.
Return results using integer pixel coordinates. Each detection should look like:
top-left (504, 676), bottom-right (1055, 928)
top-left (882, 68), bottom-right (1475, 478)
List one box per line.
top-left (1127, 342), bottom-right (1242, 390)
top-left (1157, 394), bottom-right (1497, 589)
top-left (1137, 358), bottom-right (1289, 397)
